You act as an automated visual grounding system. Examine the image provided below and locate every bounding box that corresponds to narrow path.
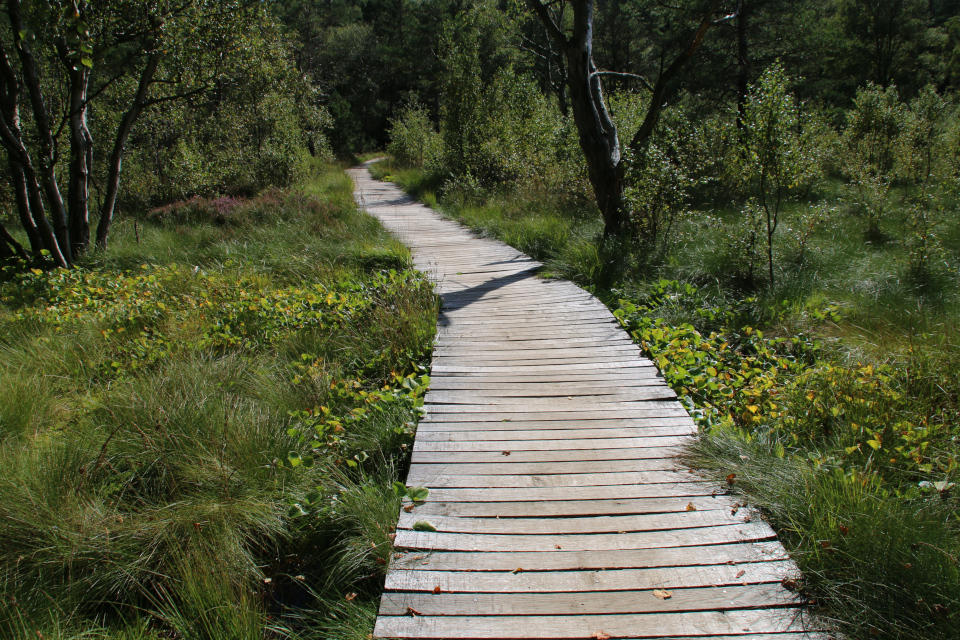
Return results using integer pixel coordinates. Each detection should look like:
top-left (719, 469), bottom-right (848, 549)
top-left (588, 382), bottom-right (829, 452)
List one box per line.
top-left (349, 163), bottom-right (817, 640)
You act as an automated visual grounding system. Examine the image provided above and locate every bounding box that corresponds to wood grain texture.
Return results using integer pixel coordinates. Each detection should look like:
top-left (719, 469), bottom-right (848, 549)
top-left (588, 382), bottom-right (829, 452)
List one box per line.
top-left (349, 164), bottom-right (817, 640)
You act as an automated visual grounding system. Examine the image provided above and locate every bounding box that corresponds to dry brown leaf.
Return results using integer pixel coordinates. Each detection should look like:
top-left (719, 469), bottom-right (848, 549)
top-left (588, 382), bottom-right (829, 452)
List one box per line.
top-left (653, 589), bottom-right (672, 600)
top-left (726, 473), bottom-right (737, 486)
top-left (554, 544), bottom-right (562, 549)
top-left (432, 586), bottom-right (442, 594)
top-left (403, 505), bottom-right (415, 513)
top-left (501, 451), bottom-right (511, 456)
top-left (735, 569), bottom-right (746, 579)
top-left (591, 632), bottom-right (611, 640)
top-left (511, 567), bottom-right (523, 574)
top-left (406, 607), bottom-right (421, 617)
top-left (686, 502), bottom-right (697, 512)
top-left (345, 592), bottom-right (357, 602)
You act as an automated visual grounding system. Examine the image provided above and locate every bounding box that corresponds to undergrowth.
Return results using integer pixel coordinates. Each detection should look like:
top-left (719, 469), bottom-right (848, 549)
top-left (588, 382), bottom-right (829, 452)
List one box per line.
top-left (378, 158), bottom-right (960, 640)
top-left (0, 164), bottom-right (437, 638)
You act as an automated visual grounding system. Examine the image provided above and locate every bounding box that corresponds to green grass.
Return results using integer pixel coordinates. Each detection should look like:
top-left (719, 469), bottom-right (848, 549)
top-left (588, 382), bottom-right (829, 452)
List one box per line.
top-left (381, 160), bottom-right (960, 639)
top-left (0, 163), bottom-right (437, 638)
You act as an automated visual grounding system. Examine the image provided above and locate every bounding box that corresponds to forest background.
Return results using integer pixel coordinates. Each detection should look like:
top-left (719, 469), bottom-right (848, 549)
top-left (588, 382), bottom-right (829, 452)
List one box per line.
top-left (1, 0), bottom-right (960, 639)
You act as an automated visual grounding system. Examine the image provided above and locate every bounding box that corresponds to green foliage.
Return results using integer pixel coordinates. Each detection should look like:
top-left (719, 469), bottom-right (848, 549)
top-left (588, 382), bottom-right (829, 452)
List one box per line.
top-left (623, 102), bottom-right (709, 254)
top-left (387, 103), bottom-right (441, 169)
top-left (615, 280), bottom-right (825, 432)
top-left (691, 432), bottom-right (960, 640)
top-left (735, 63), bottom-right (823, 284)
top-left (0, 166), bottom-right (437, 637)
top-left (115, 20), bottom-right (330, 212)
top-left (616, 279), bottom-right (960, 639)
top-left (841, 83), bottom-right (908, 238)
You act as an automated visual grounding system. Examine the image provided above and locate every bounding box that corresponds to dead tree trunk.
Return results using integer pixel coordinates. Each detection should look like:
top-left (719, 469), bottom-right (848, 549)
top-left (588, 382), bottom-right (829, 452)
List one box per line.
top-left (66, 62), bottom-right (93, 255)
top-left (527, 0), bottom-right (725, 238)
top-left (528, 0), bottom-right (625, 235)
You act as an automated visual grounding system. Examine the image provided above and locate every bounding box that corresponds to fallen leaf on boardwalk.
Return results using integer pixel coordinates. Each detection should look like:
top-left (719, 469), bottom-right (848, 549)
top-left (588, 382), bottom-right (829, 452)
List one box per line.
top-left (735, 569), bottom-right (746, 579)
top-left (511, 567), bottom-right (523, 574)
top-left (432, 586), bottom-right (442, 594)
top-left (555, 544), bottom-right (562, 549)
top-left (502, 451), bottom-right (511, 456)
top-left (686, 503), bottom-right (697, 511)
top-left (412, 520), bottom-right (437, 532)
top-left (403, 505), bottom-right (415, 513)
top-left (653, 589), bottom-right (672, 600)
top-left (406, 607), bottom-right (421, 617)
top-left (781, 578), bottom-right (798, 590)
top-left (726, 473), bottom-right (737, 486)
top-left (345, 592), bottom-right (357, 602)
top-left (591, 632), bottom-right (611, 640)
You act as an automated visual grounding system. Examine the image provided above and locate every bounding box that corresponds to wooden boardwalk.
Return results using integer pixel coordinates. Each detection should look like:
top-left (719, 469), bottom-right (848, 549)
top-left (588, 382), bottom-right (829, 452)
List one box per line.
top-left (349, 163), bottom-right (819, 640)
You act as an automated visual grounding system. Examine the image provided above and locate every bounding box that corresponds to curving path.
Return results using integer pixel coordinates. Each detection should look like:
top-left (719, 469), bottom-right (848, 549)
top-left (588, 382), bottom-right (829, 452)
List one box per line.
top-left (349, 162), bottom-right (819, 640)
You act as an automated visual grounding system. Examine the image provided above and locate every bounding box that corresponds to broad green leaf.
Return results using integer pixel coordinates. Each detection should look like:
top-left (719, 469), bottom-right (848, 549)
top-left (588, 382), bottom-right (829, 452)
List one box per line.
top-left (412, 520), bottom-right (437, 532)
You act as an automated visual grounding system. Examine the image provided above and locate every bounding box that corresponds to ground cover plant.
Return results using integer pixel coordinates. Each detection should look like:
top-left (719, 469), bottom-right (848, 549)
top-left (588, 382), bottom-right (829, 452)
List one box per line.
top-left (377, 66), bottom-right (960, 638)
top-left (0, 164), bottom-right (437, 639)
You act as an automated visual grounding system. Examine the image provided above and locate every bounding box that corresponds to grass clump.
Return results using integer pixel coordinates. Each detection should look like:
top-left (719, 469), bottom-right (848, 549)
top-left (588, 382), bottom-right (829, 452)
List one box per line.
top-left (0, 163), bottom-right (437, 638)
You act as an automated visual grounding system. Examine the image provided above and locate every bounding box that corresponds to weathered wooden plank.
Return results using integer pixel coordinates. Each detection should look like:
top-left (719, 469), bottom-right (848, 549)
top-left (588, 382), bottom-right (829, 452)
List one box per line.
top-left (400, 470), bottom-right (701, 489)
top-left (425, 386), bottom-right (671, 398)
top-left (436, 324), bottom-right (624, 335)
top-left (412, 435), bottom-right (693, 452)
top-left (384, 560), bottom-right (797, 594)
top-left (374, 608), bottom-right (807, 639)
top-left (409, 483), bottom-right (719, 503)
top-left (433, 339), bottom-right (636, 352)
top-left (401, 496), bottom-right (736, 519)
top-left (378, 584), bottom-right (800, 616)
top-left (406, 457), bottom-right (679, 476)
top-left (424, 402), bottom-right (685, 415)
top-left (415, 417), bottom-right (695, 431)
top-left (430, 363), bottom-right (657, 374)
top-left (395, 510), bottom-right (747, 535)
top-left (429, 347), bottom-right (643, 361)
top-left (428, 375), bottom-right (665, 387)
top-left (412, 428), bottom-right (695, 444)
top-left (389, 541), bottom-right (789, 572)
top-left (409, 446), bottom-right (685, 464)
top-left (395, 522), bottom-right (778, 553)
top-left (424, 389), bottom-right (677, 404)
